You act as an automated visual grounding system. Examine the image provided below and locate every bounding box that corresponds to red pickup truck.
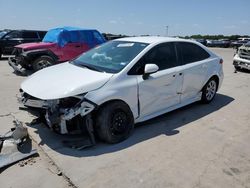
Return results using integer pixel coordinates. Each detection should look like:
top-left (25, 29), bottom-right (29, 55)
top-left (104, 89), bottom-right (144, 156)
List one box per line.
top-left (8, 27), bottom-right (106, 74)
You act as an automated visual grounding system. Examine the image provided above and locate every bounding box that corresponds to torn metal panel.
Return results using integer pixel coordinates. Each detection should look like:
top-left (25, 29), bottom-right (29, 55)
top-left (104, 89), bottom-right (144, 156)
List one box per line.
top-left (19, 92), bottom-right (96, 134)
top-left (0, 121), bottom-right (37, 170)
top-left (0, 139), bottom-right (37, 169)
top-left (8, 57), bottom-right (28, 76)
top-left (62, 114), bottom-right (96, 149)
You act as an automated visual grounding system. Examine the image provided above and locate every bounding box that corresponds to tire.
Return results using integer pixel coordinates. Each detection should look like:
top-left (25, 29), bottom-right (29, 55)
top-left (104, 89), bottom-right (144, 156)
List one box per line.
top-left (96, 101), bottom-right (134, 144)
top-left (201, 78), bottom-right (217, 104)
top-left (22, 64), bottom-right (33, 70)
top-left (33, 55), bottom-right (55, 71)
top-left (234, 65), bottom-right (240, 71)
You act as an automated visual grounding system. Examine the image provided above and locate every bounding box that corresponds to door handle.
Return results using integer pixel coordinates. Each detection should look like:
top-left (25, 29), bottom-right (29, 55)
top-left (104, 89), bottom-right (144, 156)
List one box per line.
top-left (75, 45), bottom-right (81, 48)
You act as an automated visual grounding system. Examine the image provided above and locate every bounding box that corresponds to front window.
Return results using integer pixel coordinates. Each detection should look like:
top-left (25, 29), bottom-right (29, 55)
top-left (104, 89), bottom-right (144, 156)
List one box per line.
top-left (0, 31), bottom-right (7, 38)
top-left (3, 31), bottom-right (21, 39)
top-left (71, 41), bottom-right (148, 73)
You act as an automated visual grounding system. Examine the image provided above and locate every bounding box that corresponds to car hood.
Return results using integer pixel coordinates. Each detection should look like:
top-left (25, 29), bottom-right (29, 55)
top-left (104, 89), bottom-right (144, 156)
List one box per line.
top-left (15, 42), bottom-right (56, 50)
top-left (21, 62), bottom-right (113, 100)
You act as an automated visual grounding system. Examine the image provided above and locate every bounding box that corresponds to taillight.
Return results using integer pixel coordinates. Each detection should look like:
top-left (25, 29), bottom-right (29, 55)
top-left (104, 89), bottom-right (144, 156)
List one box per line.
top-left (219, 59), bottom-right (223, 64)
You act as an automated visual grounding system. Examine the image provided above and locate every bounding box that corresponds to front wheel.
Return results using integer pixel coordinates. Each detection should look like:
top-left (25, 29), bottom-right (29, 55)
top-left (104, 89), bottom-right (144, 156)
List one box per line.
top-left (201, 78), bottom-right (217, 103)
top-left (33, 55), bottom-right (55, 71)
top-left (96, 101), bottom-right (134, 144)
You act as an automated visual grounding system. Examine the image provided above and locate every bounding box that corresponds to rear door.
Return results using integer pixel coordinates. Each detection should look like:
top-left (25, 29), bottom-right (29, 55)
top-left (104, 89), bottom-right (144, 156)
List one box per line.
top-left (176, 42), bottom-right (211, 102)
top-left (136, 42), bottom-right (183, 118)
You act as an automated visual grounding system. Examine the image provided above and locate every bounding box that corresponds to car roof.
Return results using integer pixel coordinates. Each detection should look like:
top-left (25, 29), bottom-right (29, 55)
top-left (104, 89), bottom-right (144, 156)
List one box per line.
top-left (114, 36), bottom-right (192, 44)
top-left (50, 26), bottom-right (97, 32)
top-left (6, 29), bottom-right (47, 32)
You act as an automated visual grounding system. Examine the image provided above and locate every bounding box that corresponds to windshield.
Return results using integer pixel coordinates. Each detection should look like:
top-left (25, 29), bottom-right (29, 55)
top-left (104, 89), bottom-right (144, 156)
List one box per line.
top-left (0, 31), bottom-right (7, 38)
top-left (72, 41), bottom-right (148, 73)
top-left (245, 41), bottom-right (250, 47)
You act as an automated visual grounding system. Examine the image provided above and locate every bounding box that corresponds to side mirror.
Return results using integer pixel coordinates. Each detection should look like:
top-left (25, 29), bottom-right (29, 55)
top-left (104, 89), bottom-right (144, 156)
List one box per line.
top-left (143, 64), bottom-right (159, 79)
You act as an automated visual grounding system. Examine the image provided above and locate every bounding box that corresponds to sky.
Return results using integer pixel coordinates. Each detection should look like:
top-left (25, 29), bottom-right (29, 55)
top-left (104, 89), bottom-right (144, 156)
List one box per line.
top-left (0, 0), bottom-right (250, 36)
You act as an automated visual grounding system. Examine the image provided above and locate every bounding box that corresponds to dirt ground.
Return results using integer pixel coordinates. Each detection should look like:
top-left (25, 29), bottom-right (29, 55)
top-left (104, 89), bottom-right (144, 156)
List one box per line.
top-left (0, 47), bottom-right (249, 188)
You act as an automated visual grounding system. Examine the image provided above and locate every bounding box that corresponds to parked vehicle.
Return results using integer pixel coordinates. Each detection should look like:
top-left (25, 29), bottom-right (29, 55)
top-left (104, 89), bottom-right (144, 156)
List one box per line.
top-left (8, 27), bottom-right (106, 72)
top-left (19, 37), bottom-right (223, 144)
top-left (193, 38), bottom-right (207, 46)
top-left (206, 40), bottom-right (220, 47)
top-left (219, 39), bottom-right (231, 48)
top-left (206, 39), bottom-right (230, 48)
top-left (0, 30), bottom-right (46, 58)
top-left (233, 41), bottom-right (250, 71)
top-left (231, 39), bottom-right (250, 48)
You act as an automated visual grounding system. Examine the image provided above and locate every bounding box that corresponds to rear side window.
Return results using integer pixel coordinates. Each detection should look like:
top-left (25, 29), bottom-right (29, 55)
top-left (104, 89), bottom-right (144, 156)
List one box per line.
top-left (177, 42), bottom-right (210, 64)
top-left (22, 31), bottom-right (39, 39)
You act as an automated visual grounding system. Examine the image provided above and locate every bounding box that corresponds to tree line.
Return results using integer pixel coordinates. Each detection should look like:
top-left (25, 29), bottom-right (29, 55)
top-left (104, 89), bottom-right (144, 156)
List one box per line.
top-left (184, 35), bottom-right (250, 40)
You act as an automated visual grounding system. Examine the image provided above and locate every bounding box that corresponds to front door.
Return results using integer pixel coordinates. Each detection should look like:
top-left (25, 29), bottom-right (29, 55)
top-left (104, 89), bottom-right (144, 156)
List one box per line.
top-left (137, 42), bottom-right (183, 118)
top-left (60, 42), bottom-right (84, 61)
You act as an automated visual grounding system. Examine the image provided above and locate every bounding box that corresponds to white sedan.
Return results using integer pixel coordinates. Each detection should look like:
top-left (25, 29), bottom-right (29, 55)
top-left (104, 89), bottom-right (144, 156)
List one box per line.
top-left (19, 37), bottom-right (224, 143)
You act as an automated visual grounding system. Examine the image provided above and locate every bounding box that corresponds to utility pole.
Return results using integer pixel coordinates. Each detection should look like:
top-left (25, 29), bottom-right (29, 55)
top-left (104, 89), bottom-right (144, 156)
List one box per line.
top-left (166, 25), bottom-right (169, 37)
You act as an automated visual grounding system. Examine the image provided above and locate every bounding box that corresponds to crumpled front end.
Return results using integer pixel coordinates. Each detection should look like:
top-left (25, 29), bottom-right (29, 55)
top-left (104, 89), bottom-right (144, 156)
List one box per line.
top-left (18, 90), bottom-right (96, 134)
top-left (233, 45), bottom-right (250, 70)
top-left (8, 47), bottom-right (33, 74)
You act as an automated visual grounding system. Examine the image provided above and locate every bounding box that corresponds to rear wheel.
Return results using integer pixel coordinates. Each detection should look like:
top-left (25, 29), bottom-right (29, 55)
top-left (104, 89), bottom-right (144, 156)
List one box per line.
top-left (96, 101), bottom-right (134, 144)
top-left (33, 55), bottom-right (55, 71)
top-left (201, 78), bottom-right (217, 103)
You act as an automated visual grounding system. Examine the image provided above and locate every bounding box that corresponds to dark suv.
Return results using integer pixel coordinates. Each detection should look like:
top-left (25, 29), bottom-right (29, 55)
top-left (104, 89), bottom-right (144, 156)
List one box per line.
top-left (0, 30), bottom-right (47, 58)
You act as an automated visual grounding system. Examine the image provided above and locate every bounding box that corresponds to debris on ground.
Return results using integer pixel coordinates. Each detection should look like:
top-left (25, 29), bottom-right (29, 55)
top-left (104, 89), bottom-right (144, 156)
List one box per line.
top-left (0, 119), bottom-right (37, 170)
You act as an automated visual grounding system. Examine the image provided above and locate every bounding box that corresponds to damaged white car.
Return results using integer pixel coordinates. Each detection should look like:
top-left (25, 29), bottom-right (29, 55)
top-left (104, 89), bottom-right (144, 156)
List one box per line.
top-left (233, 41), bottom-right (250, 71)
top-left (19, 37), bottom-right (224, 144)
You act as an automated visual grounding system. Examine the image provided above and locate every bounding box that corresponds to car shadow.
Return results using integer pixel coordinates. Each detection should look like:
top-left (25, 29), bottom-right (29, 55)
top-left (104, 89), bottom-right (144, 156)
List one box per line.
top-left (234, 69), bottom-right (250, 74)
top-left (0, 57), bottom-right (8, 61)
top-left (11, 69), bottom-right (34, 77)
top-left (26, 93), bottom-right (234, 157)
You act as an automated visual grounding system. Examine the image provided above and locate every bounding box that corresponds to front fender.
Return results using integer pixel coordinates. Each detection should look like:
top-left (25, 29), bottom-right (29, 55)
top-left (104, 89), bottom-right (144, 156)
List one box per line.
top-left (85, 77), bottom-right (139, 119)
top-left (21, 49), bottom-right (59, 61)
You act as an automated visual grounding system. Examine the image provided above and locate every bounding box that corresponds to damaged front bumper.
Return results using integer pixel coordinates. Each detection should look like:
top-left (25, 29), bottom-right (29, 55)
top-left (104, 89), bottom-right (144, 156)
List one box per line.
top-left (233, 54), bottom-right (250, 70)
top-left (18, 92), bottom-right (96, 134)
top-left (8, 56), bottom-right (32, 75)
top-left (8, 57), bottom-right (24, 74)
